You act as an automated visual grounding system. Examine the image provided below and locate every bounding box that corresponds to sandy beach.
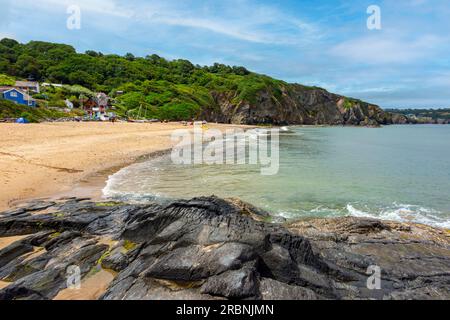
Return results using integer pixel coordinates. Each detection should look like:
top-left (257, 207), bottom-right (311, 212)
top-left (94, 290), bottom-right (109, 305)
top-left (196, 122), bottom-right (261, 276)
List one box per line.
top-left (1, 122), bottom-right (449, 301)
top-left (0, 122), bottom-right (249, 211)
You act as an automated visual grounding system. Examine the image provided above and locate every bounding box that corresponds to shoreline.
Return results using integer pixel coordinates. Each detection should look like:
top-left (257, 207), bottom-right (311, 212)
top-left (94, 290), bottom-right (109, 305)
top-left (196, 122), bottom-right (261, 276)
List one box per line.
top-left (0, 122), bottom-right (252, 211)
top-left (44, 148), bottom-right (174, 206)
top-left (0, 122), bottom-right (449, 300)
top-left (1, 122), bottom-right (449, 230)
top-left (0, 196), bottom-right (448, 300)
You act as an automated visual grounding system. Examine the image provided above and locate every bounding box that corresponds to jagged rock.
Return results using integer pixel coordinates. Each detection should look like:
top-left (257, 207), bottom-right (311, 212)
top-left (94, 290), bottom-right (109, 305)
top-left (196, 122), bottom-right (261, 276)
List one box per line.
top-left (200, 265), bottom-right (259, 299)
top-left (288, 217), bottom-right (450, 299)
top-left (0, 268), bottom-right (65, 300)
top-left (0, 197), bottom-right (448, 300)
top-left (201, 86), bottom-right (411, 126)
top-left (101, 242), bottom-right (130, 272)
top-left (0, 237), bottom-right (108, 300)
top-left (259, 278), bottom-right (319, 300)
top-left (0, 208), bottom-right (27, 218)
top-left (0, 228), bottom-right (109, 299)
top-left (18, 201), bottom-right (56, 212)
top-left (0, 241), bottom-right (34, 267)
top-left (144, 242), bottom-right (257, 281)
top-left (225, 198), bottom-right (271, 221)
top-left (101, 250), bottom-right (127, 272)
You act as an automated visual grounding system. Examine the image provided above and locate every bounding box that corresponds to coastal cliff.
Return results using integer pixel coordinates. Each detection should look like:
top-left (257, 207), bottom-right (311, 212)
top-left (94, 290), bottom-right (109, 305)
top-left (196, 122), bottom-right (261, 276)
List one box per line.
top-left (0, 197), bottom-right (448, 300)
top-left (0, 39), bottom-right (413, 126)
top-left (202, 84), bottom-right (409, 126)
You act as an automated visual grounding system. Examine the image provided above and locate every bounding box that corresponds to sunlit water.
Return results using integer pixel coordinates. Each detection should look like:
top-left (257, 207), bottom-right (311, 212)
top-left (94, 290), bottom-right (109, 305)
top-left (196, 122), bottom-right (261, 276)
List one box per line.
top-left (104, 125), bottom-right (450, 228)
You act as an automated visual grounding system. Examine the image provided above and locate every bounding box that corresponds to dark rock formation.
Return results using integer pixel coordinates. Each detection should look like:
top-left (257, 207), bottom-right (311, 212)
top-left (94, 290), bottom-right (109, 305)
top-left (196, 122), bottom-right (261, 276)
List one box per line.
top-left (0, 197), bottom-right (448, 300)
top-left (288, 218), bottom-right (450, 299)
top-left (201, 85), bottom-right (410, 126)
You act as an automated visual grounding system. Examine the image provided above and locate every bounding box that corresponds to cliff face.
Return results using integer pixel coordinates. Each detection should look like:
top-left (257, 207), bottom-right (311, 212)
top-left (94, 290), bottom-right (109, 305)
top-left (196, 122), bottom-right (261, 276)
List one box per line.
top-left (201, 84), bottom-right (408, 126)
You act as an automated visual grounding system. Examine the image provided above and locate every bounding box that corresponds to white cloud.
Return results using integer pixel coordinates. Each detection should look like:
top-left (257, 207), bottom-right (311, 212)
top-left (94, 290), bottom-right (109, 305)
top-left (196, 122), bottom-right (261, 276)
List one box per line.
top-left (0, 32), bottom-right (15, 39)
top-left (10, 0), bottom-right (135, 18)
top-left (425, 72), bottom-right (450, 87)
top-left (150, 16), bottom-right (271, 44)
top-left (330, 34), bottom-right (443, 64)
top-left (9, 0), bottom-right (320, 45)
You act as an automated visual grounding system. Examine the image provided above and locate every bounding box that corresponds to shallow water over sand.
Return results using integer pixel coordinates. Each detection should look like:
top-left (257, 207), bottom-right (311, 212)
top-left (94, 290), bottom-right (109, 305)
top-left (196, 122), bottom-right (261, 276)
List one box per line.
top-left (104, 125), bottom-right (450, 228)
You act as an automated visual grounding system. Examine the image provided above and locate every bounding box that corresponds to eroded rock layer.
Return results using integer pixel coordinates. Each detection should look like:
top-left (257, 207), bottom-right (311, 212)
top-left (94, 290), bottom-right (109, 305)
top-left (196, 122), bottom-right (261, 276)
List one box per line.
top-left (0, 197), bottom-right (448, 300)
top-left (201, 85), bottom-right (409, 126)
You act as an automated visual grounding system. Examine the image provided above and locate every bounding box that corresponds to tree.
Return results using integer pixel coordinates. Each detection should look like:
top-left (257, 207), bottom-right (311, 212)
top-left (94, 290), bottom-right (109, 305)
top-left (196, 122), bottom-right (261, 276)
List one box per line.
top-left (158, 102), bottom-right (200, 121)
top-left (145, 54), bottom-right (168, 67)
top-left (0, 58), bottom-right (9, 74)
top-left (0, 73), bottom-right (15, 86)
top-left (15, 54), bottom-right (41, 79)
top-left (0, 39), bottom-right (294, 121)
top-left (125, 53), bottom-right (135, 61)
top-left (232, 66), bottom-right (250, 75)
top-left (85, 50), bottom-right (103, 57)
top-left (68, 71), bottom-right (96, 88)
top-left (118, 92), bottom-right (146, 110)
top-left (0, 38), bottom-right (19, 48)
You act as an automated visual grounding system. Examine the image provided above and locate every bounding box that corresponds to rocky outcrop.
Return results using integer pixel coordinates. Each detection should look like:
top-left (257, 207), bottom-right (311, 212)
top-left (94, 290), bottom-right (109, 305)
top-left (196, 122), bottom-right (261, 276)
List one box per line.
top-left (0, 197), bottom-right (448, 300)
top-left (288, 218), bottom-right (450, 299)
top-left (201, 85), bottom-right (409, 126)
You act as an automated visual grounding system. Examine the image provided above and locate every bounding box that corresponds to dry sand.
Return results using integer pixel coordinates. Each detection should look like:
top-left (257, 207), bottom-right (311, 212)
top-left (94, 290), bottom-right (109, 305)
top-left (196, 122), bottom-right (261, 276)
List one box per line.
top-left (0, 121), bottom-right (249, 211)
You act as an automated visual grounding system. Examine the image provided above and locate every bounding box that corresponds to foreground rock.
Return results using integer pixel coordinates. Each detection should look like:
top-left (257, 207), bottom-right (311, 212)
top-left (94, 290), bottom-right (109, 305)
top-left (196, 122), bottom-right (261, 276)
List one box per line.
top-left (0, 197), bottom-right (448, 300)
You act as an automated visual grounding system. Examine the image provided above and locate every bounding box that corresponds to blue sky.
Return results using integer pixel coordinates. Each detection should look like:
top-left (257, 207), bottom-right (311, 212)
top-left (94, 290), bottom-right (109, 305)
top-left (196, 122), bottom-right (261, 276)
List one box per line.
top-left (1, 0), bottom-right (449, 108)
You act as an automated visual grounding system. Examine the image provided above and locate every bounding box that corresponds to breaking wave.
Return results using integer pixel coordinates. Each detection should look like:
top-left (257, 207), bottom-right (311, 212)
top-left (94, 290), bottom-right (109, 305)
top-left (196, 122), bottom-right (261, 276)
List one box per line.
top-left (103, 126), bottom-right (450, 230)
top-left (345, 203), bottom-right (450, 229)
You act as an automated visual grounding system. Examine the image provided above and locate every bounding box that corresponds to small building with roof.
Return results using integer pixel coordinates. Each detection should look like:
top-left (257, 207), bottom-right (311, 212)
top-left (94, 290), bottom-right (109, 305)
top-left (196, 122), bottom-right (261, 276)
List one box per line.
top-left (15, 81), bottom-right (40, 93)
top-left (0, 87), bottom-right (36, 107)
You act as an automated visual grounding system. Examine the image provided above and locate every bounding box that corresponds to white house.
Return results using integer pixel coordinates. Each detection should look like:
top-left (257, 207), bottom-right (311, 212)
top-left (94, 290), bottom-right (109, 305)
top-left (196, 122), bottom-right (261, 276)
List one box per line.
top-left (15, 81), bottom-right (40, 94)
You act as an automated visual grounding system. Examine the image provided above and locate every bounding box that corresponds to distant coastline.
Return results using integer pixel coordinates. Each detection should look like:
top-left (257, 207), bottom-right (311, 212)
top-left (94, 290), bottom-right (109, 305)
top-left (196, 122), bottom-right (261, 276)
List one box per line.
top-left (385, 108), bottom-right (450, 124)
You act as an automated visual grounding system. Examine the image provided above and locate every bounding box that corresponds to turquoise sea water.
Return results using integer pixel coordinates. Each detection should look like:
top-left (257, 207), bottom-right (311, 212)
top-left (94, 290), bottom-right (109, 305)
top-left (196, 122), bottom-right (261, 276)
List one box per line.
top-left (104, 125), bottom-right (450, 228)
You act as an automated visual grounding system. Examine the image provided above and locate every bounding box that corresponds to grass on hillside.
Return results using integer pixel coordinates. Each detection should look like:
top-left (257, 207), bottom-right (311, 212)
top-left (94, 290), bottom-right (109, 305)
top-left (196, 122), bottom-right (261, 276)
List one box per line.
top-left (0, 98), bottom-right (83, 122)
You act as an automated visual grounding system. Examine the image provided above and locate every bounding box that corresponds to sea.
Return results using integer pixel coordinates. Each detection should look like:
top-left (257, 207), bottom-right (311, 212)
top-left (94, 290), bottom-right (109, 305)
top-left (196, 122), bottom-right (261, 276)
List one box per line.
top-left (103, 125), bottom-right (450, 228)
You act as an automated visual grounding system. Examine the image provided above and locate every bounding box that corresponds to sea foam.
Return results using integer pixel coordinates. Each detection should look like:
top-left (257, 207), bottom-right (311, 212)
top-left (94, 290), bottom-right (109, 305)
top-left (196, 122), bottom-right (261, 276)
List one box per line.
top-left (345, 203), bottom-right (450, 229)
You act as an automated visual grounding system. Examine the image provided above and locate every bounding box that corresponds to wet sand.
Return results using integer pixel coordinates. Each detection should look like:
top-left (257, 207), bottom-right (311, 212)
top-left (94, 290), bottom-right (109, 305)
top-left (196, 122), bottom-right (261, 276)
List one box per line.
top-left (0, 281), bottom-right (10, 290)
top-left (53, 268), bottom-right (116, 300)
top-left (0, 122), bottom-right (250, 211)
top-left (0, 235), bottom-right (29, 250)
top-left (0, 235), bottom-right (39, 292)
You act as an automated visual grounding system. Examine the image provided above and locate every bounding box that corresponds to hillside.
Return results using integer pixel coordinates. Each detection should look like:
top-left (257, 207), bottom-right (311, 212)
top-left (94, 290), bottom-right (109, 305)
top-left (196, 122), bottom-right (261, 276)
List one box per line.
top-left (0, 38), bottom-right (406, 125)
top-left (385, 108), bottom-right (450, 124)
top-left (0, 99), bottom-right (83, 122)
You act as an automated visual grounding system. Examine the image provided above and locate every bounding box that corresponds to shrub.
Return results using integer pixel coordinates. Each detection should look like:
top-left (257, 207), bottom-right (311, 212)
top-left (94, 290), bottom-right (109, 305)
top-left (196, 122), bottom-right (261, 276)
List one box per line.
top-left (0, 73), bottom-right (15, 86)
top-left (20, 111), bottom-right (38, 123)
top-left (158, 102), bottom-right (200, 121)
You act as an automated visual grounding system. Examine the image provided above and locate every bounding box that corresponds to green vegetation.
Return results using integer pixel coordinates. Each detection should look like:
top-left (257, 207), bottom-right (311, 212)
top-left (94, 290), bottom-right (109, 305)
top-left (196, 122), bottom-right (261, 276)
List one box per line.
top-left (0, 38), bottom-right (290, 121)
top-left (32, 84), bottom-right (95, 109)
top-left (342, 97), bottom-right (362, 110)
top-left (123, 240), bottom-right (137, 251)
top-left (49, 232), bottom-right (62, 239)
top-left (0, 98), bottom-right (83, 122)
top-left (385, 108), bottom-right (450, 120)
top-left (95, 201), bottom-right (124, 207)
top-left (0, 73), bottom-right (14, 86)
top-left (97, 250), bottom-right (112, 265)
top-left (343, 98), bottom-right (353, 110)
